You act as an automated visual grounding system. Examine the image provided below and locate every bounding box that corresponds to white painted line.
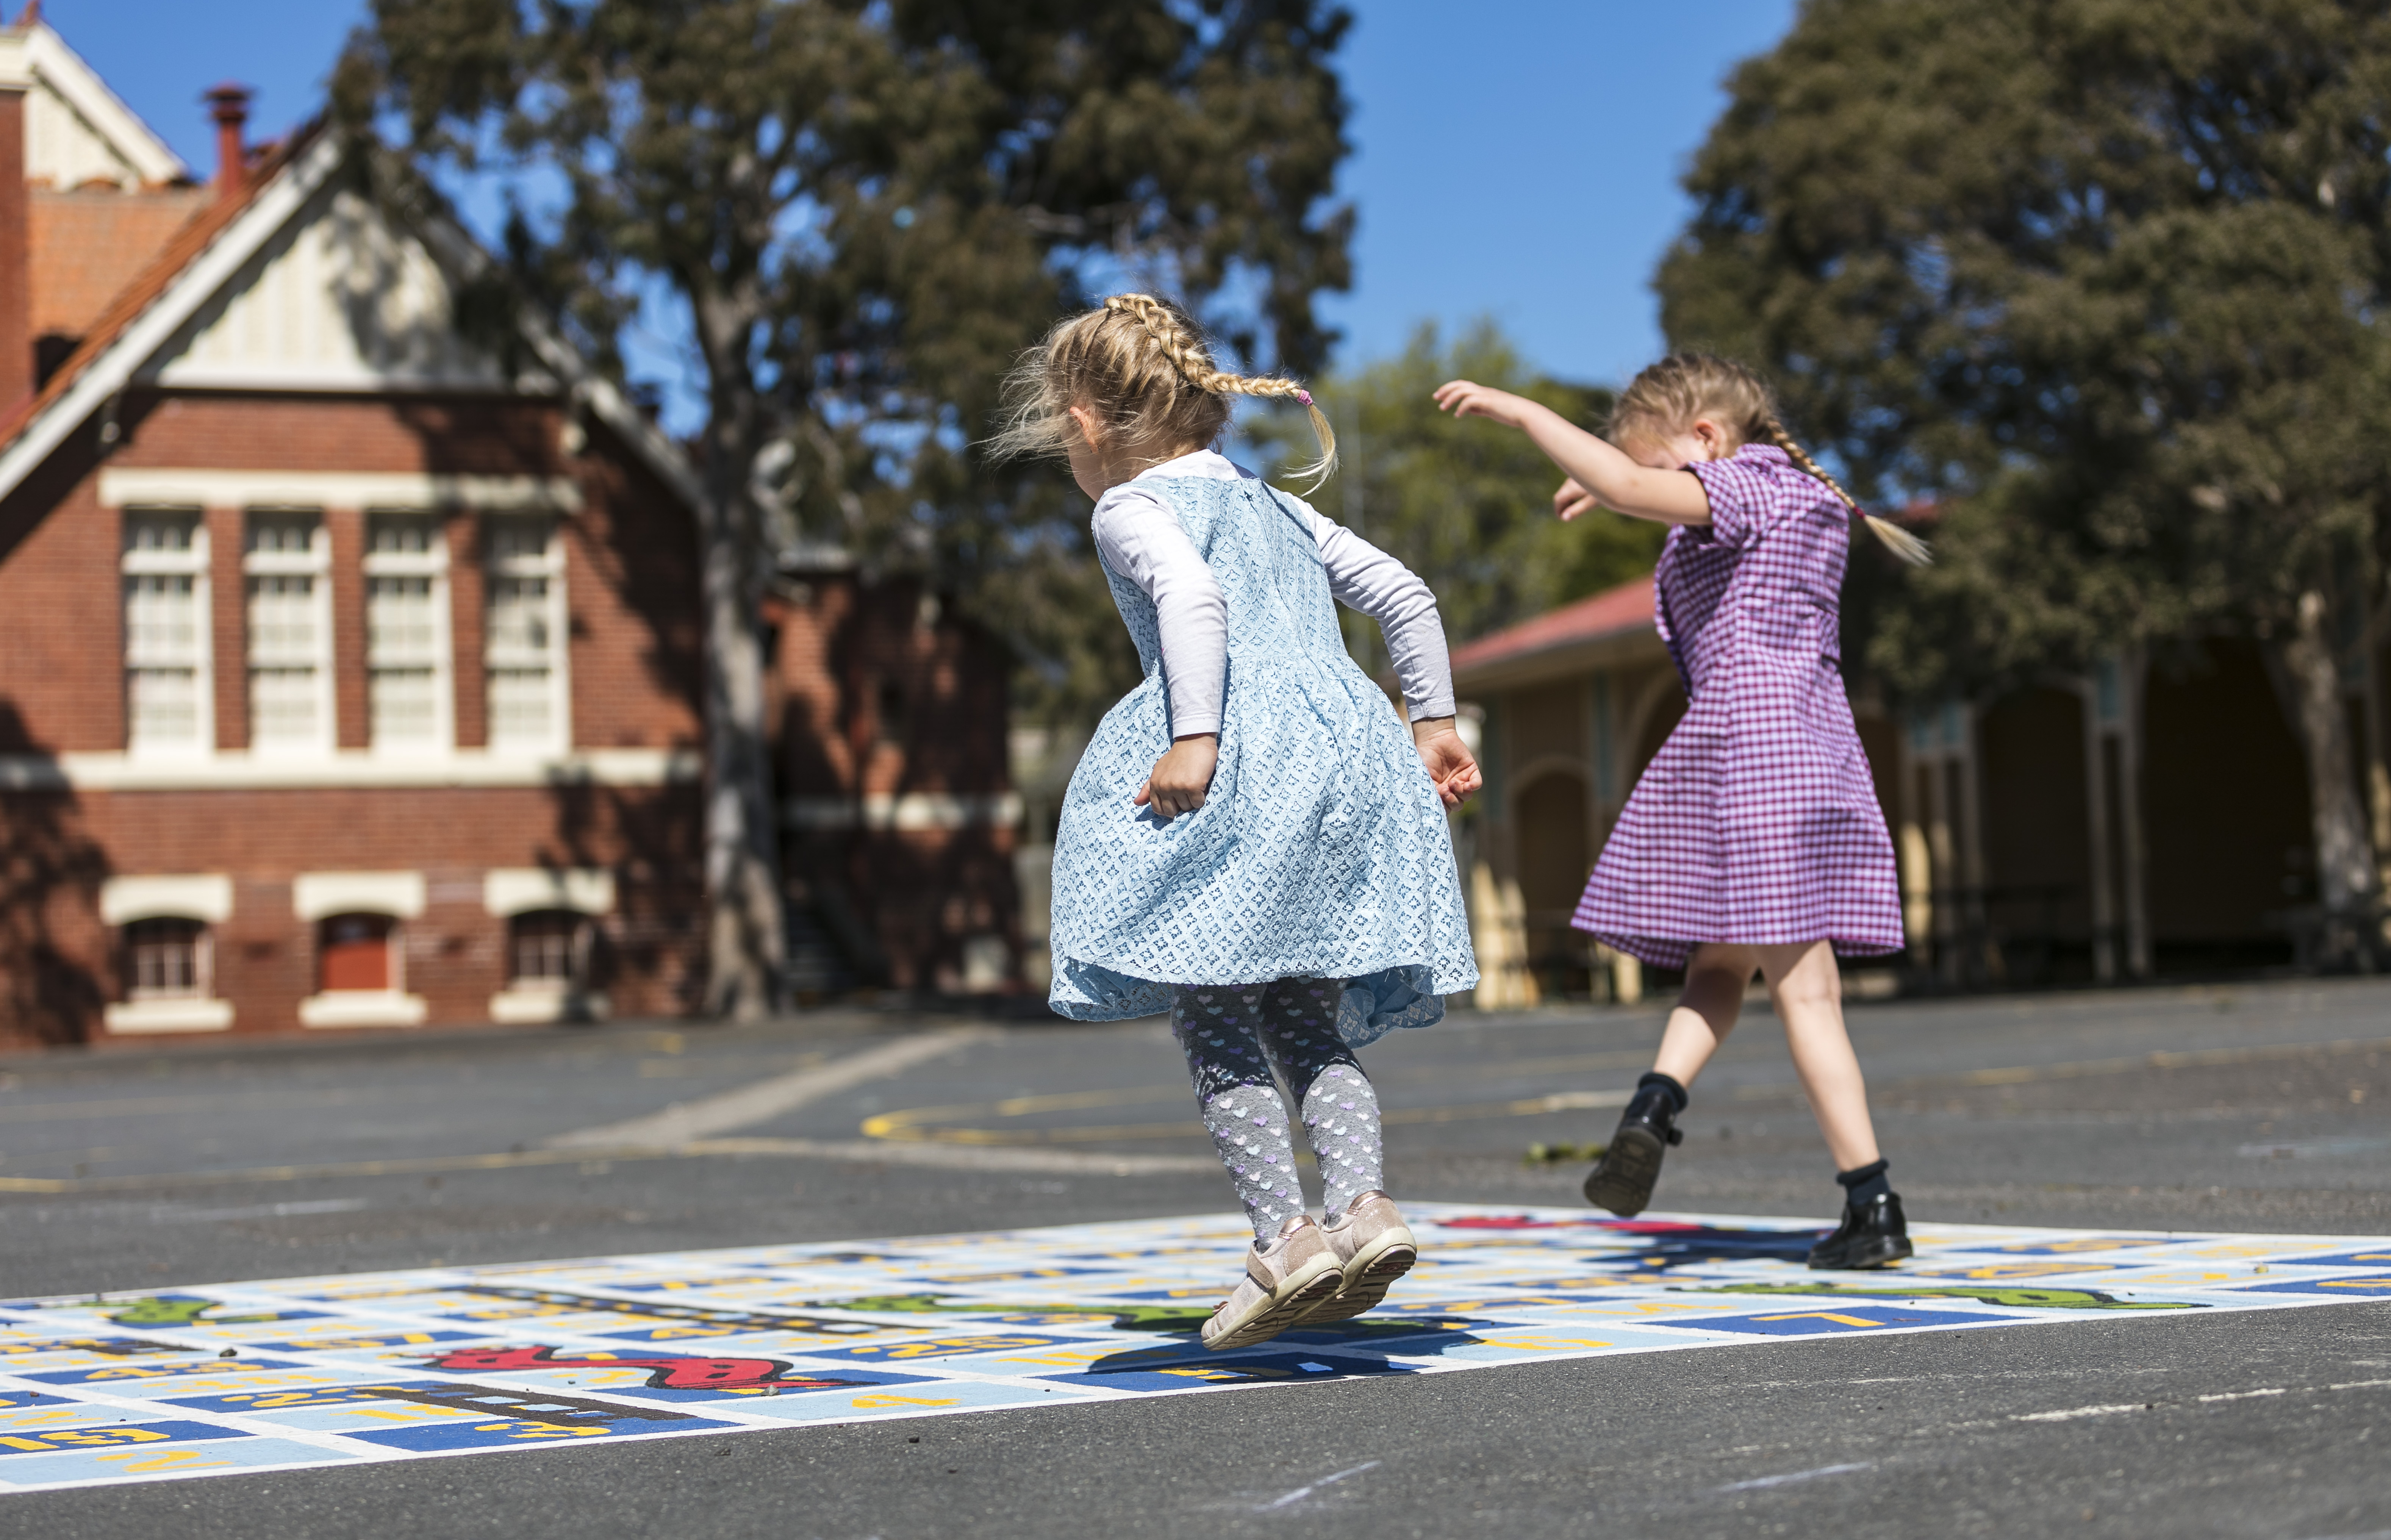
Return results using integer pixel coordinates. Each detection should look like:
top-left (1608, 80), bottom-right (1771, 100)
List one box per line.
top-left (546, 1031), bottom-right (994, 1149)
top-left (1719, 1462), bottom-right (1875, 1491)
top-left (2012, 1404), bottom-right (2144, 1423)
top-left (680, 1135), bottom-right (1218, 1177)
top-left (153, 1199), bottom-right (370, 1224)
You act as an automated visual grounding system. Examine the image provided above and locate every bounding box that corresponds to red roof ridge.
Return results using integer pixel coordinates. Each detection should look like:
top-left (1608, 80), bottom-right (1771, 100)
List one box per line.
top-left (1450, 573), bottom-right (1657, 679)
top-left (0, 117), bottom-right (328, 448)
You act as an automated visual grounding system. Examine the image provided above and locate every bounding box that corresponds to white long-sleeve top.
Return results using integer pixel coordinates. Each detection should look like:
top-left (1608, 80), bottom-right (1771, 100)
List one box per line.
top-left (1090, 449), bottom-right (1455, 738)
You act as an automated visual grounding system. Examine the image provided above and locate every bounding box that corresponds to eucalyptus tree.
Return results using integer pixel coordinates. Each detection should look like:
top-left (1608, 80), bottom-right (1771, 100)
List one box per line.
top-left (342, 0), bottom-right (1354, 1013)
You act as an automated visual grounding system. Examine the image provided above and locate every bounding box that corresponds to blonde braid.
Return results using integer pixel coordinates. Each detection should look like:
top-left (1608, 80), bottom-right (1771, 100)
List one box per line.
top-left (1103, 294), bottom-right (1339, 488)
top-left (1759, 414), bottom-right (1931, 567)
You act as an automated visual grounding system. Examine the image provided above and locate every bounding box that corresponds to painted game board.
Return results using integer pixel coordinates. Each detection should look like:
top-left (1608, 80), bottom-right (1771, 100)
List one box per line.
top-left (3, 1204), bottom-right (2386, 1495)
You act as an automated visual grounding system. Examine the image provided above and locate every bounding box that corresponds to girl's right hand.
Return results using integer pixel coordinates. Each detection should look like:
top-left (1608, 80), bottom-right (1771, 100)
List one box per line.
top-left (1553, 477), bottom-right (1599, 522)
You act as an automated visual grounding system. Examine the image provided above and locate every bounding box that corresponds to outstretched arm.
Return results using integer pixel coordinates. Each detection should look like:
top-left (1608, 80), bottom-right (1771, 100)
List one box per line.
top-left (1432, 381), bottom-right (1712, 527)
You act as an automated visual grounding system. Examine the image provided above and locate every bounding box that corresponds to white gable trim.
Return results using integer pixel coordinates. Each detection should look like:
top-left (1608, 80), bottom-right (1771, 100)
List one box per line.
top-left (15, 22), bottom-right (188, 184)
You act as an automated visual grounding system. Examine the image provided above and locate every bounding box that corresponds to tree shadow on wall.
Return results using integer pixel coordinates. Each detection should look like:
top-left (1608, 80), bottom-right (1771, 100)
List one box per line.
top-left (537, 775), bottom-right (708, 1015)
top-left (0, 704), bottom-right (108, 1046)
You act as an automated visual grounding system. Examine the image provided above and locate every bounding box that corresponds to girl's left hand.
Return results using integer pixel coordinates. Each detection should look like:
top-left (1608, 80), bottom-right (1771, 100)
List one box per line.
top-left (1412, 717), bottom-right (1482, 808)
top-left (1432, 379), bottom-right (1534, 428)
top-left (1136, 734), bottom-right (1219, 822)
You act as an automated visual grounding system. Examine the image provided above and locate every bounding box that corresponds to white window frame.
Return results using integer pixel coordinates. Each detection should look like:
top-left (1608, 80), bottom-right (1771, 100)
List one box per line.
top-left (483, 513), bottom-right (571, 755)
top-left (242, 508), bottom-right (335, 756)
top-left (293, 870), bottom-right (429, 1029)
top-left (120, 507), bottom-right (213, 759)
top-left (362, 509), bottom-right (454, 755)
top-left (486, 867), bottom-right (613, 1024)
top-left (99, 874), bottom-right (235, 1035)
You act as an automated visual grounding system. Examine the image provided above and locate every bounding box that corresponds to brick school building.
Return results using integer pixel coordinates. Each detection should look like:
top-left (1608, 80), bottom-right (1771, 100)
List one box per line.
top-left (0, 13), bottom-right (1020, 1049)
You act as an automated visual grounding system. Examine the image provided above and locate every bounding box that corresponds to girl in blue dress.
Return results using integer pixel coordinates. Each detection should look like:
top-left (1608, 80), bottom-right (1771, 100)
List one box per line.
top-left (997, 294), bottom-right (1480, 1349)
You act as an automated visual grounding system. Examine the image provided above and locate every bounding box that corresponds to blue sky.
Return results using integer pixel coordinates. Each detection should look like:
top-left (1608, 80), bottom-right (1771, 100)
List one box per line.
top-left (56, 0), bottom-right (1796, 394)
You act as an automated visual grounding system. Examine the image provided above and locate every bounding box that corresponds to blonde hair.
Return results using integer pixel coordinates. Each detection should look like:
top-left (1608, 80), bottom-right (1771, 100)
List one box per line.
top-left (991, 293), bottom-right (1337, 489)
top-left (1610, 352), bottom-right (1930, 566)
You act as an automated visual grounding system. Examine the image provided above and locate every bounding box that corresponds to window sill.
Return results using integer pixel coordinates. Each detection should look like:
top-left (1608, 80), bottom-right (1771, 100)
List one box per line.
top-left (104, 998), bottom-right (235, 1034)
top-left (489, 983), bottom-right (609, 1025)
top-left (298, 991), bottom-right (429, 1029)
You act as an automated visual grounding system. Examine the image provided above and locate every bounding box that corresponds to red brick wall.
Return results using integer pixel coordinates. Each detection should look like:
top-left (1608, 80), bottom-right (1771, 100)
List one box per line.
top-left (209, 502), bottom-right (245, 750)
top-left (0, 390), bottom-right (713, 1046)
top-left (0, 783), bottom-right (705, 1048)
top-left (767, 572), bottom-right (1021, 993)
top-left (0, 391), bottom-right (701, 757)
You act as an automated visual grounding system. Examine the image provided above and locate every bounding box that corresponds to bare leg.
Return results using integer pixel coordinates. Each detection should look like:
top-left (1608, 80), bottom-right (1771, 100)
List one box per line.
top-left (1757, 940), bottom-right (1882, 1171)
top-left (1651, 943), bottom-right (1759, 1088)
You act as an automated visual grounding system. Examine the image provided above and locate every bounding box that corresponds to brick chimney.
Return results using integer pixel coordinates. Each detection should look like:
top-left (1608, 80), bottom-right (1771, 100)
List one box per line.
top-left (205, 84), bottom-right (252, 200)
top-left (0, 27), bottom-right (30, 419)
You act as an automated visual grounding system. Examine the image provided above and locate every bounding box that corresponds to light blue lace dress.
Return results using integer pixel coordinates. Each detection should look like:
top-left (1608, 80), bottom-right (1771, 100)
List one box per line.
top-left (1048, 474), bottom-right (1478, 1046)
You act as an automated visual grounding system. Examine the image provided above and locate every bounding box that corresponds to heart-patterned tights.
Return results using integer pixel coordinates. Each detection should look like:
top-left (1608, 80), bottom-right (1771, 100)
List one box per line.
top-left (1169, 980), bottom-right (1385, 1242)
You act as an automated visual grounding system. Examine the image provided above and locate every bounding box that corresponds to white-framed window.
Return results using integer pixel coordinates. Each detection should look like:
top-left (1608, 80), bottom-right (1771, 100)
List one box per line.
top-left (485, 514), bottom-right (569, 752)
top-left (509, 908), bottom-right (591, 986)
top-left (100, 872), bottom-right (236, 1034)
top-left (125, 916), bottom-right (211, 999)
top-left (120, 508), bottom-right (212, 755)
top-left (244, 510), bottom-right (333, 753)
top-left (364, 511), bottom-right (451, 752)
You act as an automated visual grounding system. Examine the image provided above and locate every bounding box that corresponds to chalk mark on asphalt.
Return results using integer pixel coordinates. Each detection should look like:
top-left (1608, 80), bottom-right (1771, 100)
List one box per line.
top-left (1256, 1459), bottom-right (1381, 1511)
top-left (1718, 1461), bottom-right (1875, 1492)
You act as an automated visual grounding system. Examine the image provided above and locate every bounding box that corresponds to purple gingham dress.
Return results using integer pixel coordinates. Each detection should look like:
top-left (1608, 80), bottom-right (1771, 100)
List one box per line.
top-left (1572, 443), bottom-right (1903, 969)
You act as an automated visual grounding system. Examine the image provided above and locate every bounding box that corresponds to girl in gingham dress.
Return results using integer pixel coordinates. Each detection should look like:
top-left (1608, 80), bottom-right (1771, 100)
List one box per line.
top-left (1437, 354), bottom-right (1927, 1270)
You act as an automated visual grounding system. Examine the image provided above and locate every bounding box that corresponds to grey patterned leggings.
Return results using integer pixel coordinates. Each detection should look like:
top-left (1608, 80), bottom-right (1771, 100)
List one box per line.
top-left (1170, 980), bottom-right (1385, 1242)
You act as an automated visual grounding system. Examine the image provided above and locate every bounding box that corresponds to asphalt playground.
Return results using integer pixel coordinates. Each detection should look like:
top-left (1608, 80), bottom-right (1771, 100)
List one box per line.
top-left (1, 976), bottom-right (2387, 1538)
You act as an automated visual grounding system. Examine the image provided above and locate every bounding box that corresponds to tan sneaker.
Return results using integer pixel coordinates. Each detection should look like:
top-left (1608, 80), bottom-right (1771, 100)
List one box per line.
top-left (1306, 1190), bottom-right (1418, 1324)
top-left (1199, 1215), bottom-right (1343, 1351)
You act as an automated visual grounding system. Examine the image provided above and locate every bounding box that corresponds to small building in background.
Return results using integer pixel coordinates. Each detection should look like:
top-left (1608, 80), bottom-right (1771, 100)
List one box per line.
top-left (1451, 574), bottom-right (2330, 1003)
top-left (0, 13), bottom-right (1021, 1049)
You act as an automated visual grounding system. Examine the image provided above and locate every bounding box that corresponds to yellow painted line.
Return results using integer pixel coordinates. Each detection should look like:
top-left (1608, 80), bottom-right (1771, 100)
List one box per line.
top-left (861, 1087), bottom-right (1631, 1146)
top-left (1950, 1036), bottom-right (2391, 1089)
top-left (0, 1090), bottom-right (387, 1124)
top-left (0, 1146), bottom-right (675, 1193)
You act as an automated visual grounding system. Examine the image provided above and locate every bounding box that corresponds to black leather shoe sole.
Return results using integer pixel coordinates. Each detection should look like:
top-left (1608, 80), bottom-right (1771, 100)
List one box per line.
top-left (1583, 1125), bottom-right (1665, 1216)
top-left (1807, 1232), bottom-right (1914, 1271)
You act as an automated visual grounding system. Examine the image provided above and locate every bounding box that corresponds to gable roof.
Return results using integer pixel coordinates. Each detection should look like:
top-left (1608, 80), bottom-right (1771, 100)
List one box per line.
top-left (0, 120), bottom-right (703, 515)
top-left (1450, 575), bottom-right (1660, 693)
top-left (0, 15), bottom-right (189, 188)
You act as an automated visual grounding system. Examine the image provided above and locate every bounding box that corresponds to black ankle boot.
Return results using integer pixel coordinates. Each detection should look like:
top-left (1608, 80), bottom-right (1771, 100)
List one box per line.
top-left (1806, 1192), bottom-right (1914, 1270)
top-left (1583, 1081), bottom-right (1684, 1217)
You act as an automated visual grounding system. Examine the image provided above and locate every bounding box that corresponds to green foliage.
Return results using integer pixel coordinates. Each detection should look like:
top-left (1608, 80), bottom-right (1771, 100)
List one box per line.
top-left (1654, 0), bottom-right (2391, 703)
top-left (1249, 322), bottom-right (1661, 666)
top-left (342, 0), bottom-right (1358, 728)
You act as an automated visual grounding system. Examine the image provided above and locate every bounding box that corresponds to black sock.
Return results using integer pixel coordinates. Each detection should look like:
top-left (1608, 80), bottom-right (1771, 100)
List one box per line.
top-left (1836, 1159), bottom-right (1891, 1207)
top-left (1637, 1071), bottom-right (1689, 1116)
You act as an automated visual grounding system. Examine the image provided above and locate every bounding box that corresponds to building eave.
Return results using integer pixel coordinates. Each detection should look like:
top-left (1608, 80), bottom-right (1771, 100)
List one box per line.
top-left (1452, 623), bottom-right (1666, 696)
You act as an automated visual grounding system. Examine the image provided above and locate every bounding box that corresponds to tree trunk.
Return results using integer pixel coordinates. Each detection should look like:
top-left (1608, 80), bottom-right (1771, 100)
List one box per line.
top-left (2278, 589), bottom-right (2378, 961)
top-left (694, 482), bottom-right (787, 1021)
